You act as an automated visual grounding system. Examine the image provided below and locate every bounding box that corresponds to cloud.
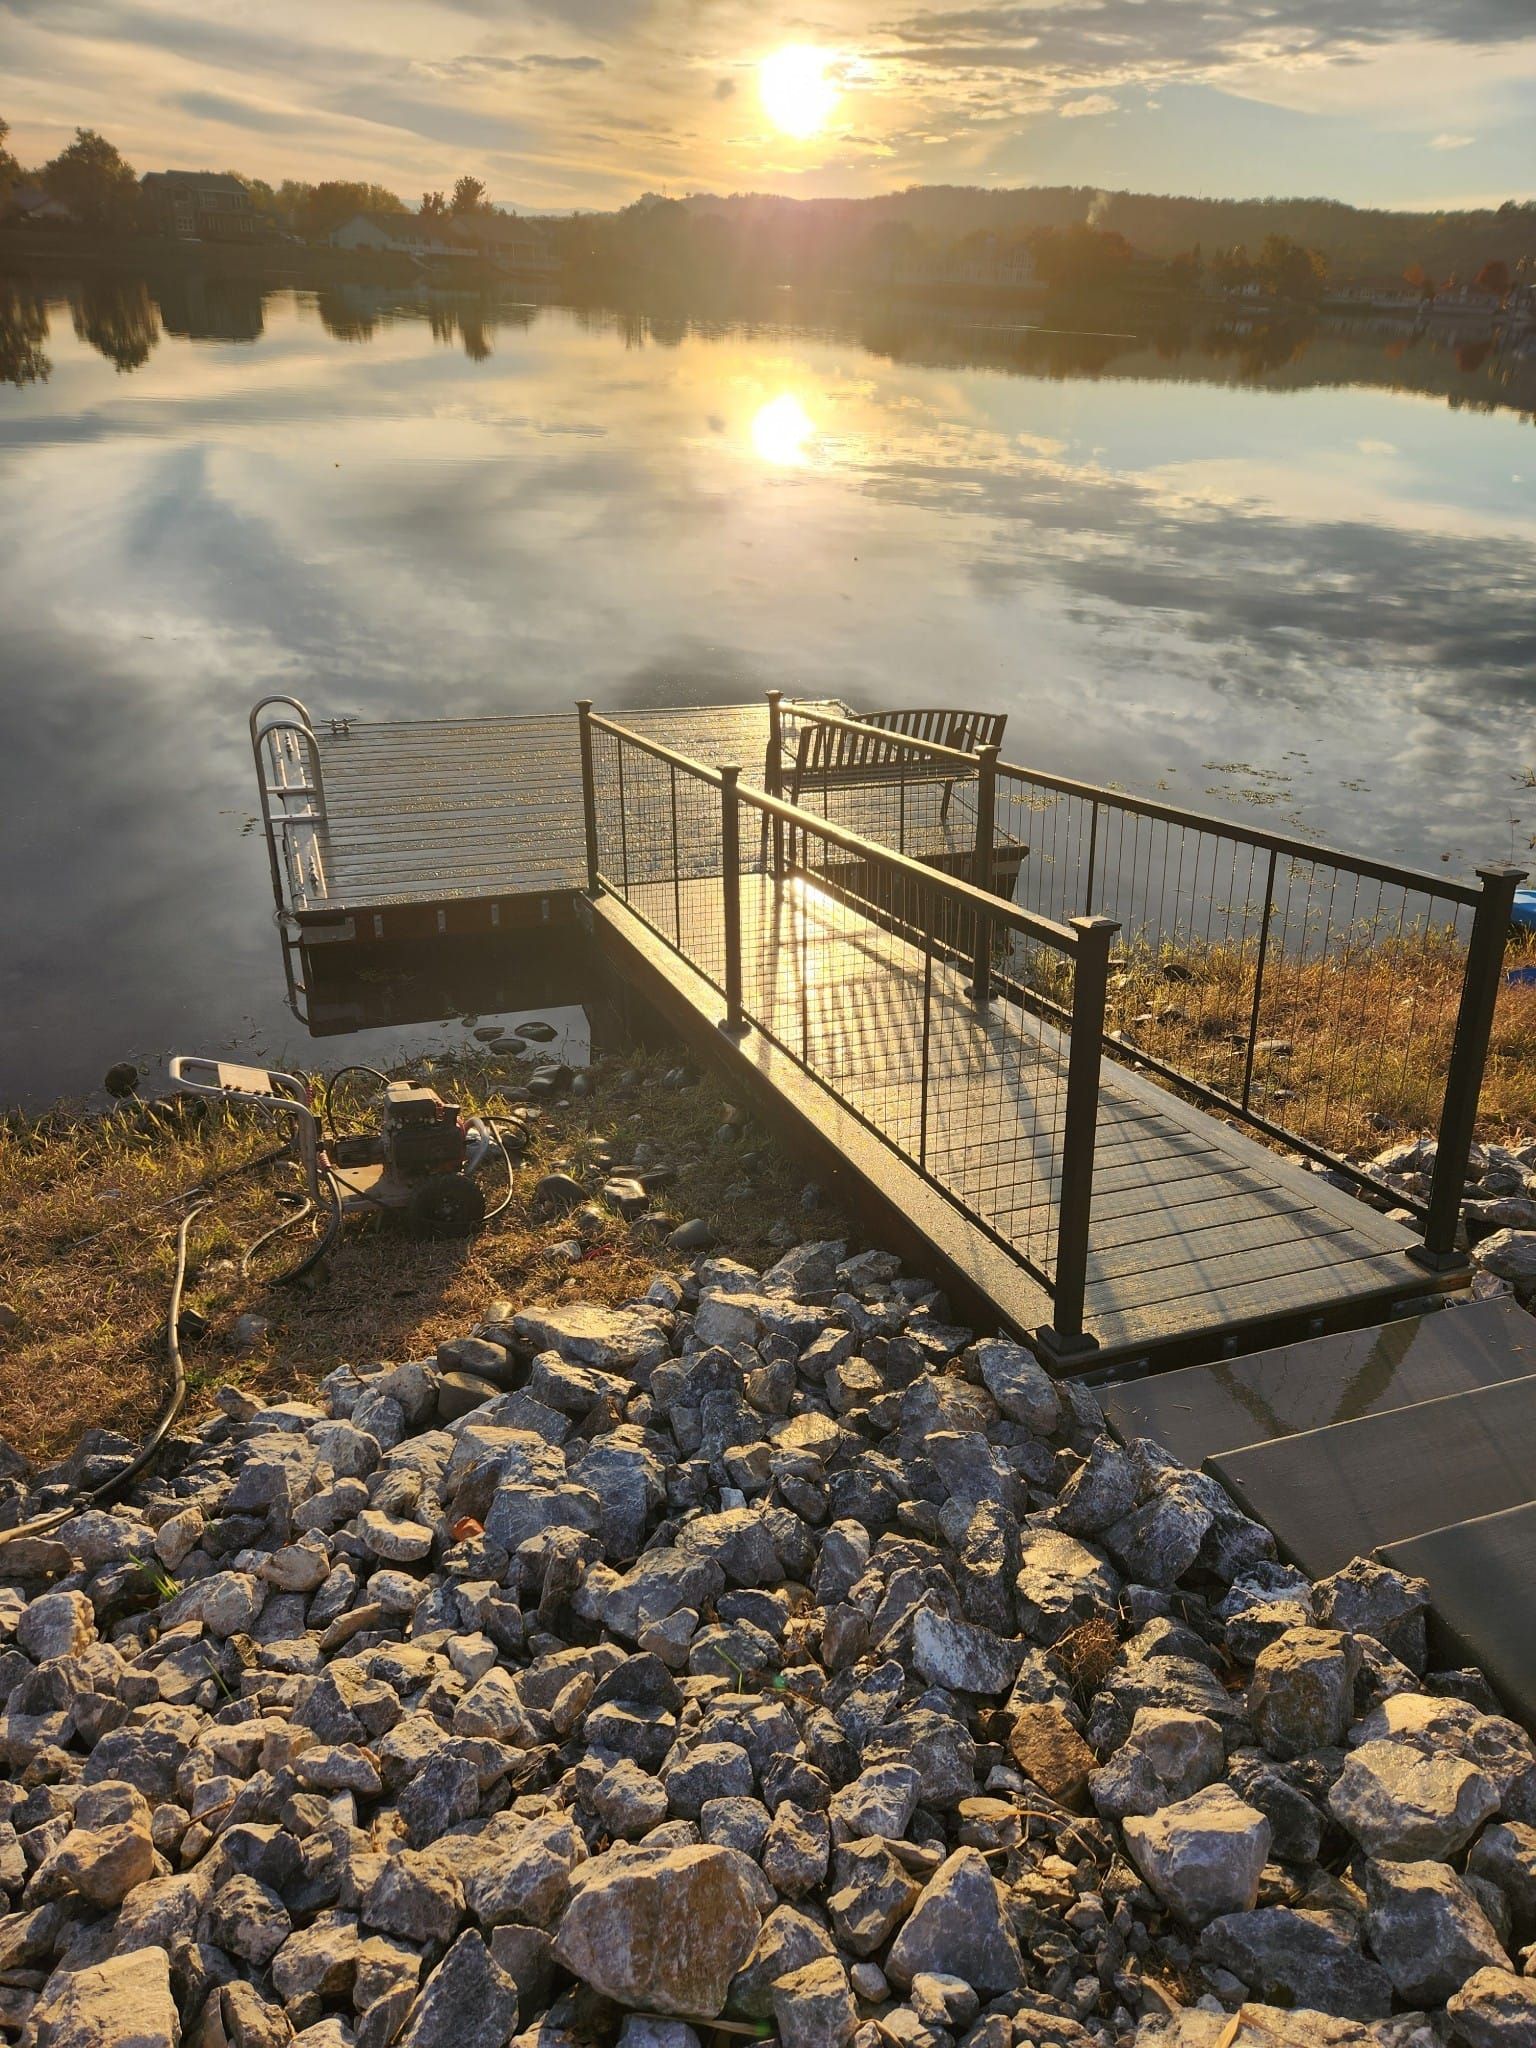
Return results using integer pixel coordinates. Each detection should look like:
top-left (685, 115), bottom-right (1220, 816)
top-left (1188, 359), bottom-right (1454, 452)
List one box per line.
top-left (1059, 93), bottom-right (1114, 117)
top-left (1430, 131), bottom-right (1474, 148)
top-left (173, 90), bottom-right (313, 135)
top-left (714, 77), bottom-right (736, 99)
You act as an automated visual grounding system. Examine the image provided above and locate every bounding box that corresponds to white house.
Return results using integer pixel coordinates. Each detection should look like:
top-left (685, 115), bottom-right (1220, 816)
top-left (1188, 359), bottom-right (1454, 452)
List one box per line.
top-left (329, 212), bottom-right (470, 259)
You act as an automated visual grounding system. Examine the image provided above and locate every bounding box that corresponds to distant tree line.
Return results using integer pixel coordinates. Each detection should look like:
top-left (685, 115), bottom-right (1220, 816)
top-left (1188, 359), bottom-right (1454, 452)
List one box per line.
top-left (5, 117), bottom-right (1534, 302)
top-left (0, 122), bottom-right (502, 243)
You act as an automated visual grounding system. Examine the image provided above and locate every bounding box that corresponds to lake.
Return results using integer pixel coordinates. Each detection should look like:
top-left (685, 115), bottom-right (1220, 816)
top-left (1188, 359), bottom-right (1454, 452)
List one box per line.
top-left (1, 264), bottom-right (1534, 1109)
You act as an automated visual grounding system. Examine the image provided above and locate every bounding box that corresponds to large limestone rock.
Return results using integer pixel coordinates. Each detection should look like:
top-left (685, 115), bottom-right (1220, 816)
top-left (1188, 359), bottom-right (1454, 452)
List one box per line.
top-left (884, 1847), bottom-right (1024, 1995)
top-left (553, 1844), bottom-right (763, 2016)
top-left (396, 1930), bottom-right (518, 2048)
top-left (1446, 1967), bottom-right (1536, 2047)
top-left (1364, 1858), bottom-right (1510, 2006)
top-left (1329, 1739), bottom-right (1499, 1860)
top-left (1122, 1785), bottom-right (1272, 1928)
top-left (34, 1947), bottom-right (180, 2047)
top-left (1248, 1628), bottom-right (1360, 1759)
top-left (1198, 1906), bottom-right (1393, 2021)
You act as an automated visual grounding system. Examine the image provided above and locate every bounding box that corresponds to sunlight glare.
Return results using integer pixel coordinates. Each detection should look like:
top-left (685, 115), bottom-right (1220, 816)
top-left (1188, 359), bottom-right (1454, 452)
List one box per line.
top-left (751, 392), bottom-right (816, 466)
top-left (759, 46), bottom-right (839, 139)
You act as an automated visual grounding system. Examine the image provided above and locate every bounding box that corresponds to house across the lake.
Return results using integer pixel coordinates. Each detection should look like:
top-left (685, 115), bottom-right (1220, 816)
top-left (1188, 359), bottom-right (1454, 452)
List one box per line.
top-left (329, 209), bottom-right (559, 277)
top-left (140, 171), bottom-right (264, 242)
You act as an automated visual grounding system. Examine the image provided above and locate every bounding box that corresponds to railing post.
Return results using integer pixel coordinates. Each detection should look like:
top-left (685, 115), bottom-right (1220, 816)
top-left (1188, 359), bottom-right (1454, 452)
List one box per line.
top-left (1240, 847), bottom-right (1279, 1111)
top-left (1038, 914), bottom-right (1119, 1365)
top-left (765, 689), bottom-right (785, 877)
top-left (720, 764), bottom-right (746, 1034)
top-left (1413, 862), bottom-right (1525, 1269)
top-left (576, 700), bottom-right (600, 896)
top-left (969, 743), bottom-right (999, 1003)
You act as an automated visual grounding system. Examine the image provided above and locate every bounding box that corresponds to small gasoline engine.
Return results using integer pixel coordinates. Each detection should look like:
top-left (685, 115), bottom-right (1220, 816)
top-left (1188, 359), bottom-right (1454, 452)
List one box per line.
top-left (169, 1056), bottom-right (503, 1237)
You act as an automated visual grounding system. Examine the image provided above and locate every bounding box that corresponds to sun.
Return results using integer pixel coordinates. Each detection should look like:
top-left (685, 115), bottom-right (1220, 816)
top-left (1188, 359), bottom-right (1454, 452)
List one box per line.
top-left (759, 45), bottom-right (839, 139)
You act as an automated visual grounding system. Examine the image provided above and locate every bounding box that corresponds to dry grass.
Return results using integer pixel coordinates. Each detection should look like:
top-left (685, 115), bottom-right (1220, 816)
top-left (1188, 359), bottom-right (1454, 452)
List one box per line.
top-left (0, 1049), bottom-right (838, 1467)
top-left (1078, 926), bottom-right (1536, 1160)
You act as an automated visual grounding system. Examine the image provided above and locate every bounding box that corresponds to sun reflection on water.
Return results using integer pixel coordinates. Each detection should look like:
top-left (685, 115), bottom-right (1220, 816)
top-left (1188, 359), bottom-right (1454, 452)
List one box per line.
top-left (751, 391), bottom-right (815, 466)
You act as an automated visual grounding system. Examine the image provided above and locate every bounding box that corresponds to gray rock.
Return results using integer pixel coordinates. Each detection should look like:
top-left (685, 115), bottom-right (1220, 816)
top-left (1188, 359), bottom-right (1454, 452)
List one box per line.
top-left (1198, 1907), bottom-right (1394, 2020)
top-left (1123, 1785), bottom-right (1272, 1928)
top-left (1089, 1709), bottom-right (1226, 1822)
top-left (465, 1815), bottom-right (587, 1929)
top-left (762, 1803), bottom-right (830, 1897)
top-left (1249, 1628), bottom-right (1361, 1759)
top-left (554, 1843), bottom-right (763, 2017)
top-left (207, 1871), bottom-right (293, 1966)
top-left (1446, 1967), bottom-right (1536, 2047)
top-left (910, 1609), bottom-right (1020, 1695)
top-left (1013, 1527), bottom-right (1119, 1645)
top-left (1313, 1557), bottom-right (1429, 1672)
top-left (969, 1339), bottom-right (1061, 1433)
top-left (826, 1838), bottom-right (921, 1955)
top-left (829, 1762), bottom-right (922, 1843)
top-left (726, 1904), bottom-right (838, 2018)
top-left (396, 1930), bottom-right (518, 2048)
top-left (1054, 1437), bottom-right (1138, 1535)
top-left (1467, 1820), bottom-right (1536, 1936)
top-left (665, 1741), bottom-right (755, 1819)
top-left (511, 1303), bottom-right (672, 1376)
top-left (1330, 1740), bottom-right (1500, 1860)
top-left (364, 1850), bottom-right (466, 1946)
top-left (885, 1847), bottom-right (1025, 1994)
top-left (1366, 1857), bottom-right (1510, 2005)
top-left (772, 1956), bottom-right (858, 2048)
top-left (17, 1589), bottom-right (95, 1662)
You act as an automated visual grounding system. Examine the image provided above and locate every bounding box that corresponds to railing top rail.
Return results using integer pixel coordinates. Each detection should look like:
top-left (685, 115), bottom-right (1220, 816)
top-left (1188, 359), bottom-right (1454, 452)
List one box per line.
top-left (587, 711), bottom-right (727, 787)
top-left (993, 755), bottom-right (1484, 908)
top-left (589, 710), bottom-right (1086, 955)
top-left (737, 781), bottom-right (1082, 954)
top-left (780, 703), bottom-right (991, 771)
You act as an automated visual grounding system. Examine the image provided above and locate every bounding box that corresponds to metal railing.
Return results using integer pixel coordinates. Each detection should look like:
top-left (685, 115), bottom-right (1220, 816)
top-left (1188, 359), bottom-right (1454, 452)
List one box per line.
top-left (578, 703), bottom-right (1118, 1352)
top-left (985, 758), bottom-right (1523, 1266)
top-left (250, 694), bottom-right (330, 917)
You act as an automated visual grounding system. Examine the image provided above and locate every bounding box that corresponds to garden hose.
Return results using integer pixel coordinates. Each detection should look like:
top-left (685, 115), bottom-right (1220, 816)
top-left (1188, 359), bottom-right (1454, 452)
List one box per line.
top-left (0, 1199), bottom-right (207, 1549)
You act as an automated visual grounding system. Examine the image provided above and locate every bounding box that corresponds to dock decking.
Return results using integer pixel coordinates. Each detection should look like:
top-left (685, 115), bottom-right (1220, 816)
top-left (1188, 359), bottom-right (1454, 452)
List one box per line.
top-left (260, 702), bottom-right (1004, 935)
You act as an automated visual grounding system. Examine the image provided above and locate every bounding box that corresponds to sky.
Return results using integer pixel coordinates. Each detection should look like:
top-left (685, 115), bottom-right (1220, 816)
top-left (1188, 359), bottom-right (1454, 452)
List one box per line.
top-left (3, 0), bottom-right (1536, 215)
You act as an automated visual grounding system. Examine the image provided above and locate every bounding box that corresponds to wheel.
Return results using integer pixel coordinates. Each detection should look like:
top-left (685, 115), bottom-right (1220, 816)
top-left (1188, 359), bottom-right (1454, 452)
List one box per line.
top-left (407, 1174), bottom-right (486, 1237)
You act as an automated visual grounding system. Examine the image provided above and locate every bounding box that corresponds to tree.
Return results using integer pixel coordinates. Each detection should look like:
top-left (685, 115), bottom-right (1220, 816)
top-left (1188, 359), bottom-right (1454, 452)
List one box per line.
top-left (421, 189), bottom-right (448, 217)
top-left (70, 276), bottom-right (158, 371)
top-left (1475, 258), bottom-right (1510, 295)
top-left (1027, 223), bottom-right (1134, 291)
top-left (43, 127), bottom-right (138, 229)
top-left (1166, 247), bottom-right (1203, 291)
top-left (0, 117), bottom-right (21, 195)
top-left (1208, 244), bottom-right (1255, 289)
top-left (450, 175), bottom-right (488, 216)
top-left (1403, 262), bottom-right (1436, 300)
top-left (0, 279), bottom-right (50, 385)
top-left (295, 181), bottom-right (406, 239)
top-left (1256, 233), bottom-right (1327, 301)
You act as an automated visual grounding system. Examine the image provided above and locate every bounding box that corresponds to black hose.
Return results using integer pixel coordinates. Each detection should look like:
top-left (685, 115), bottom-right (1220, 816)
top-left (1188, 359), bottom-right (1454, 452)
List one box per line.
top-left (0, 1201), bottom-right (206, 1549)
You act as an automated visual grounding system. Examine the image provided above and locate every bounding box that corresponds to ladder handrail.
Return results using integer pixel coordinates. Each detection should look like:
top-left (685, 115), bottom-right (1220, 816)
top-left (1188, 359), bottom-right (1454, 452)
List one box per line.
top-left (250, 696), bottom-right (329, 915)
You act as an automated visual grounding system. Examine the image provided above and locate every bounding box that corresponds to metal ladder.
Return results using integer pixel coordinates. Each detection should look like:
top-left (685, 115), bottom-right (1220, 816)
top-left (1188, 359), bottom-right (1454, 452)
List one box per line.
top-left (249, 695), bottom-right (330, 918)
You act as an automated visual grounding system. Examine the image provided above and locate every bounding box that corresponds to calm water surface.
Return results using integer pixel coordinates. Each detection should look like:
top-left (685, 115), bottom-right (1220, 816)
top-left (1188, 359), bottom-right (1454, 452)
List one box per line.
top-left (2, 269), bottom-right (1534, 1107)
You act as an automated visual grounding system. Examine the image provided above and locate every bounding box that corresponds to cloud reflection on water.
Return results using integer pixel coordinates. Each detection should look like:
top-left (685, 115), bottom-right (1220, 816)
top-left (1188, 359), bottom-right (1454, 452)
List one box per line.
top-left (0, 275), bottom-right (1533, 1102)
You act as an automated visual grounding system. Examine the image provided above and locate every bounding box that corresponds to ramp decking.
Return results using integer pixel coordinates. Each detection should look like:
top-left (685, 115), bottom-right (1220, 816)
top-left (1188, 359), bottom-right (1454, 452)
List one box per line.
top-left (594, 870), bottom-right (1432, 1363)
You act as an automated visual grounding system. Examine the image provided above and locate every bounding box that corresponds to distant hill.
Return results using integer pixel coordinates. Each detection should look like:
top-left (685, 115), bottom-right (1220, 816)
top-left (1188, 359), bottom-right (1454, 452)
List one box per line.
top-left (662, 184), bottom-right (1536, 281)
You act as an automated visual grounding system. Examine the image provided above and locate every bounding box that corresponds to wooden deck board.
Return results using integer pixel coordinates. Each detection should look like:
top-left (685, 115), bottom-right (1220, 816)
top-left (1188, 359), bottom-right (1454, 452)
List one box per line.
top-left (278, 702), bottom-right (1013, 918)
top-left (603, 868), bottom-right (1423, 1356)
